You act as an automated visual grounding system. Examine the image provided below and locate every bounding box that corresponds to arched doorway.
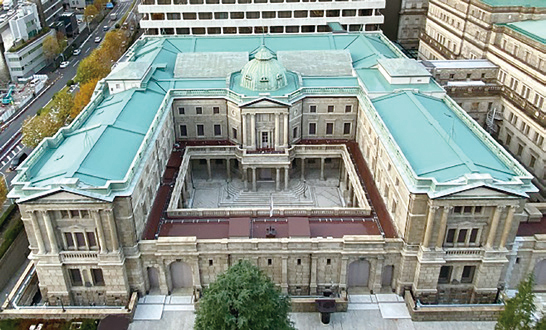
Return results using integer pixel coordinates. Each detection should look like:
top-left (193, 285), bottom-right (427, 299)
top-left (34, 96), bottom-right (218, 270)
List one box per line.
top-left (347, 260), bottom-right (370, 289)
top-left (147, 267), bottom-right (160, 291)
top-left (170, 261), bottom-right (193, 291)
top-left (534, 259), bottom-right (546, 287)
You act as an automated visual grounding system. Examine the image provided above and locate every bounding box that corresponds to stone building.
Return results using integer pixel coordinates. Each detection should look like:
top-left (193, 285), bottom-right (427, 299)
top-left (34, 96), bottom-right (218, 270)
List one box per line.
top-left (419, 0), bottom-right (546, 201)
top-left (8, 32), bottom-right (542, 314)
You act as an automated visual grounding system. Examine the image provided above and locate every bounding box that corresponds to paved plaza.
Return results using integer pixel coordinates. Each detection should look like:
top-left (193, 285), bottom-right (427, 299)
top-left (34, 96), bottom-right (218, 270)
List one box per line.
top-left (129, 293), bottom-right (497, 330)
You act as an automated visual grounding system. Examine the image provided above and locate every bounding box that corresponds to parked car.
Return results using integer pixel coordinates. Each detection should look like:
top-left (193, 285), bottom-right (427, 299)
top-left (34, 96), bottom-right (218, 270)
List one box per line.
top-left (103, 25), bottom-right (109, 31)
top-left (73, 49), bottom-right (81, 56)
top-left (10, 152), bottom-right (27, 171)
top-left (60, 61), bottom-right (70, 68)
top-left (94, 36), bottom-right (102, 43)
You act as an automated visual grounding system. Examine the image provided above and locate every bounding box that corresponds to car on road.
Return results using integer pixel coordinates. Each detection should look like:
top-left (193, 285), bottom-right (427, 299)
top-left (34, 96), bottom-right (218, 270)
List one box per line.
top-left (103, 25), bottom-right (109, 31)
top-left (73, 49), bottom-right (81, 56)
top-left (94, 36), bottom-right (102, 43)
top-left (60, 61), bottom-right (70, 68)
top-left (7, 9), bottom-right (15, 16)
top-left (10, 152), bottom-right (27, 171)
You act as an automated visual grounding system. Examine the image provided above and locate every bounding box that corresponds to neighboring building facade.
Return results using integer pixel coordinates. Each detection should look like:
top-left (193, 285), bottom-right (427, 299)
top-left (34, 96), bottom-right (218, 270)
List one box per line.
top-left (137, 0), bottom-right (385, 35)
top-left (9, 3), bottom-right (42, 42)
top-left (419, 0), bottom-right (546, 201)
top-left (57, 12), bottom-right (79, 37)
top-left (8, 33), bottom-right (542, 314)
top-left (4, 29), bottom-right (54, 81)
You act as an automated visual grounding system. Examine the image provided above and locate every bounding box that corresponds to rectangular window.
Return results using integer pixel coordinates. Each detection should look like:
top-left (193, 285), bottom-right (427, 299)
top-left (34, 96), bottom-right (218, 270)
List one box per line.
top-left (196, 107), bottom-right (203, 114)
top-left (391, 200), bottom-right (397, 214)
top-left (534, 94), bottom-right (544, 108)
top-left (326, 123), bottom-right (334, 135)
top-left (293, 127), bottom-right (298, 139)
top-left (180, 125), bottom-right (187, 137)
top-left (446, 229), bottom-right (456, 244)
top-left (70, 269), bottom-right (83, 286)
top-left (214, 124), bottom-right (221, 136)
top-left (65, 232), bottom-right (74, 248)
top-left (197, 124), bottom-right (204, 136)
top-left (345, 105), bottom-right (352, 113)
top-left (309, 105), bottom-right (316, 113)
top-left (75, 232), bottom-right (86, 249)
top-left (343, 123), bottom-right (351, 135)
top-left (529, 155), bottom-right (536, 168)
top-left (461, 266), bottom-right (476, 284)
top-left (517, 144), bottom-right (524, 157)
top-left (232, 128), bottom-right (237, 139)
top-left (309, 123), bottom-right (316, 135)
top-left (327, 105), bottom-right (334, 113)
top-left (457, 229), bottom-right (468, 243)
top-left (438, 266), bottom-right (452, 284)
top-left (61, 210), bottom-right (70, 218)
top-left (213, 106), bottom-right (220, 114)
top-left (469, 228), bottom-right (479, 244)
top-left (92, 269), bottom-right (105, 286)
top-left (86, 232), bottom-right (97, 248)
top-left (505, 133), bottom-right (512, 146)
top-left (70, 210), bottom-right (80, 218)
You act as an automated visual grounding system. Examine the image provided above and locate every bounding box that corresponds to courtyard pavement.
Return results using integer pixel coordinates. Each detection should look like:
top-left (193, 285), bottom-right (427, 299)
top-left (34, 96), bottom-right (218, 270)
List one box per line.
top-left (128, 293), bottom-right (497, 330)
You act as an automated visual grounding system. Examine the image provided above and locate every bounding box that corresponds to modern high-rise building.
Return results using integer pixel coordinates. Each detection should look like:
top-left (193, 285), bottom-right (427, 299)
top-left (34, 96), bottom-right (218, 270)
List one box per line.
top-left (137, 0), bottom-right (385, 35)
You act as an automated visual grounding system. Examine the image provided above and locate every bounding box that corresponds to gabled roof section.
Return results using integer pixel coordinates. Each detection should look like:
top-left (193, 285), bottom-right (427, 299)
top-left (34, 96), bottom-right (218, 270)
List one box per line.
top-left (240, 97), bottom-right (290, 108)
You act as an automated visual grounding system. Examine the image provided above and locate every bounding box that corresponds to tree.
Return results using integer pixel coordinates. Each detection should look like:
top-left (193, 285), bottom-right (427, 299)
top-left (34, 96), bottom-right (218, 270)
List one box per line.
top-left (75, 51), bottom-right (111, 84)
top-left (194, 260), bottom-right (295, 330)
top-left (84, 5), bottom-right (98, 23)
top-left (71, 78), bottom-right (99, 119)
top-left (101, 30), bottom-right (127, 62)
top-left (50, 91), bottom-right (74, 123)
top-left (42, 34), bottom-right (61, 61)
top-left (93, 0), bottom-right (107, 11)
top-left (496, 274), bottom-right (543, 330)
top-left (0, 176), bottom-right (7, 206)
top-left (22, 113), bottom-right (63, 148)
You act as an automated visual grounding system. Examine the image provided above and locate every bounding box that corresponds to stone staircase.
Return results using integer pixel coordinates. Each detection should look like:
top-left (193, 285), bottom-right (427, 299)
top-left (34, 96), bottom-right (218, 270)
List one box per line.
top-left (219, 180), bottom-right (315, 207)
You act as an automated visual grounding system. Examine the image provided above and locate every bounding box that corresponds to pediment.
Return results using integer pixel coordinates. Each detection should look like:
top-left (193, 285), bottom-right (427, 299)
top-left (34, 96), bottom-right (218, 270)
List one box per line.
top-left (433, 185), bottom-right (525, 199)
top-left (240, 97), bottom-right (290, 108)
top-left (18, 188), bottom-right (111, 204)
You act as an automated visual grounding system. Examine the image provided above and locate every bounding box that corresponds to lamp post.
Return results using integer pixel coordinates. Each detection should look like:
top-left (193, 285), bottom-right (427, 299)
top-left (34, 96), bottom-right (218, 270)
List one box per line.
top-left (57, 296), bottom-right (66, 312)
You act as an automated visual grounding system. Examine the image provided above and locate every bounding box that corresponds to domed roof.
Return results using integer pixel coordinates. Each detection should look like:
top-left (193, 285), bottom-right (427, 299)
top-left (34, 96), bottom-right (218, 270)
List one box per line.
top-left (240, 46), bottom-right (288, 91)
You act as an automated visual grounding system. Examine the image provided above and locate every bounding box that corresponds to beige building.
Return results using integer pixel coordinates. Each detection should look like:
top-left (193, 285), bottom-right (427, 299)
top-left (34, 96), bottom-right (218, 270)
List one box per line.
top-left (419, 0), bottom-right (546, 201)
top-left (6, 32), bottom-right (544, 319)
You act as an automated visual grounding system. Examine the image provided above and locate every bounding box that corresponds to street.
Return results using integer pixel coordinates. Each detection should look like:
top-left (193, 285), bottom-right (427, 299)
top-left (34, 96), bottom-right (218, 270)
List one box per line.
top-left (0, 0), bottom-right (137, 188)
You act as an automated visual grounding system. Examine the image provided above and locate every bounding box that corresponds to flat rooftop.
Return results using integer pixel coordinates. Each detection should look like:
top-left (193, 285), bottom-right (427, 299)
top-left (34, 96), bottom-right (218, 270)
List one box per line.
top-left (503, 19), bottom-right (546, 44)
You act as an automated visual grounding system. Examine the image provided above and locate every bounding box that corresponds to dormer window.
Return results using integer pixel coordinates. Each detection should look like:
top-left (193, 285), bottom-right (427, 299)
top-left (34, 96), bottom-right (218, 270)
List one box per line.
top-left (276, 74), bottom-right (283, 80)
top-left (245, 74), bottom-right (252, 81)
top-left (260, 76), bottom-right (269, 82)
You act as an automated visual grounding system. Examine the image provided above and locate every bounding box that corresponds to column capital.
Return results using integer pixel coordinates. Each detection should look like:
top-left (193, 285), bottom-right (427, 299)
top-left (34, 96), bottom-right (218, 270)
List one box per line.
top-left (429, 205), bottom-right (441, 211)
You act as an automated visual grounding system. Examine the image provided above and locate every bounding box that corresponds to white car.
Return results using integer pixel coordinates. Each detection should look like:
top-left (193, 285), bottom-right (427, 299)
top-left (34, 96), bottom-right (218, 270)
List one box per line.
top-left (7, 9), bottom-right (15, 16)
top-left (59, 61), bottom-right (70, 68)
top-left (94, 36), bottom-right (102, 43)
top-left (73, 49), bottom-right (81, 56)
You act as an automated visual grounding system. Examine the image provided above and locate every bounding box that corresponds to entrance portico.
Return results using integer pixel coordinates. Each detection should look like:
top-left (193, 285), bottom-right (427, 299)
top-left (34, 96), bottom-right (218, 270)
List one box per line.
top-left (240, 99), bottom-right (290, 151)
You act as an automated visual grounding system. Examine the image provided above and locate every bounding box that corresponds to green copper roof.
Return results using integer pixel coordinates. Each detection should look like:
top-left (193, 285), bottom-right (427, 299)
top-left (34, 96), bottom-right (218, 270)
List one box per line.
top-left (239, 46), bottom-right (288, 91)
top-left (372, 92), bottom-right (517, 183)
top-left (502, 20), bottom-right (546, 44)
top-left (8, 32), bottom-right (536, 202)
top-left (479, 0), bottom-right (546, 7)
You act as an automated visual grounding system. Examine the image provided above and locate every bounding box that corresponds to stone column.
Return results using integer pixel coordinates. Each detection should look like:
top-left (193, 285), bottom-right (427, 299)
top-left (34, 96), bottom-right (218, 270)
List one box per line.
top-left (310, 256), bottom-right (318, 295)
top-left (252, 167), bottom-right (257, 192)
top-left (243, 168), bottom-right (248, 191)
top-left (206, 158), bottom-right (212, 181)
top-left (29, 211), bottom-right (45, 254)
top-left (242, 113), bottom-right (247, 147)
top-left (226, 159), bottom-right (231, 182)
top-left (283, 113), bottom-right (288, 147)
top-left (105, 209), bottom-right (119, 251)
top-left (348, 184), bottom-right (353, 206)
top-left (422, 206), bottom-right (439, 249)
top-left (42, 211), bottom-right (58, 254)
top-left (192, 258), bottom-right (202, 291)
top-left (92, 210), bottom-right (107, 254)
top-left (499, 205), bottom-right (516, 248)
top-left (436, 206), bottom-right (451, 249)
top-left (372, 257), bottom-right (384, 293)
top-left (251, 114), bottom-right (256, 149)
top-left (276, 168), bottom-right (281, 191)
top-left (284, 166), bottom-right (289, 190)
top-left (320, 157), bottom-right (325, 181)
top-left (352, 193), bottom-right (357, 208)
top-left (274, 113), bottom-right (280, 149)
top-left (281, 256), bottom-right (288, 294)
top-left (300, 158), bottom-right (305, 180)
top-left (486, 206), bottom-right (504, 249)
top-left (339, 164), bottom-right (346, 190)
top-left (339, 257), bottom-right (348, 290)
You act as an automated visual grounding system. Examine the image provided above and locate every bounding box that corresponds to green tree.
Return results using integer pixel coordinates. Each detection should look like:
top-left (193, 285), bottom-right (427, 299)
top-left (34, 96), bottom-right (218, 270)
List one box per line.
top-left (0, 176), bottom-right (7, 205)
top-left (194, 260), bottom-right (295, 330)
top-left (84, 5), bottom-right (98, 23)
top-left (42, 34), bottom-right (61, 61)
top-left (75, 51), bottom-right (111, 84)
top-left (22, 113), bottom-right (63, 148)
top-left (50, 91), bottom-right (74, 123)
top-left (496, 274), bottom-right (542, 330)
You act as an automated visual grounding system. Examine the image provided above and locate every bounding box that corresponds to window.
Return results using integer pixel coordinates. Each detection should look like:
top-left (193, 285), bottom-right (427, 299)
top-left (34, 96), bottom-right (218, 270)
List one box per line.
top-left (469, 228), bottom-right (479, 243)
top-left (309, 123), bottom-right (316, 135)
top-left (509, 77), bottom-right (519, 91)
top-left (534, 94), bottom-right (544, 108)
top-left (457, 229), bottom-right (468, 243)
top-left (86, 232), bottom-right (97, 248)
top-left (438, 266), bottom-right (452, 284)
top-left (327, 105), bottom-right (334, 113)
top-left (293, 127), bottom-right (298, 139)
top-left (522, 85), bottom-right (531, 99)
top-left (180, 125), bottom-right (187, 137)
top-left (297, 259), bottom-right (301, 265)
top-left (214, 12), bottom-right (228, 19)
top-left (326, 123), bottom-right (334, 135)
top-left (446, 229), bottom-right (456, 244)
top-left (445, 227), bottom-right (481, 247)
top-left (268, 259), bottom-right (272, 265)
top-left (461, 266), bottom-right (475, 284)
top-left (309, 105), bottom-right (316, 113)
top-left (391, 200), bottom-right (397, 214)
top-left (529, 155), bottom-right (536, 168)
top-left (505, 133), bottom-right (512, 146)
top-left (70, 269), bottom-right (83, 286)
top-left (197, 125), bottom-right (204, 136)
top-left (231, 12), bottom-right (244, 19)
top-left (178, 107), bottom-right (185, 115)
top-left (214, 124), bottom-right (221, 136)
top-left (343, 123), bottom-right (351, 135)
top-left (209, 259), bottom-right (214, 266)
top-left (92, 269), bottom-right (105, 286)
top-left (75, 232), bottom-right (86, 249)
top-left (326, 258), bottom-right (331, 265)
top-left (517, 144), bottom-right (524, 157)
top-left (232, 128), bottom-right (237, 139)
top-left (196, 107), bottom-right (202, 114)
top-left (345, 105), bottom-right (352, 113)
top-left (70, 210), bottom-right (80, 218)
top-left (65, 232), bottom-right (74, 248)
top-left (213, 106), bottom-right (220, 114)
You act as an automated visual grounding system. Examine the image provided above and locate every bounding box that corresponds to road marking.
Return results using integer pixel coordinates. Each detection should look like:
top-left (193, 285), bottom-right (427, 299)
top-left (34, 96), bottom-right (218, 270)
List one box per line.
top-left (10, 150), bottom-right (17, 156)
top-left (1, 161), bottom-right (5, 167)
top-left (85, 47), bottom-right (90, 53)
top-left (16, 145), bottom-right (22, 152)
top-left (72, 61), bottom-right (78, 67)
